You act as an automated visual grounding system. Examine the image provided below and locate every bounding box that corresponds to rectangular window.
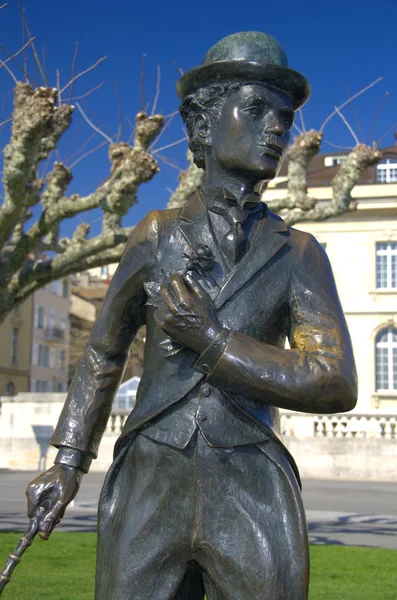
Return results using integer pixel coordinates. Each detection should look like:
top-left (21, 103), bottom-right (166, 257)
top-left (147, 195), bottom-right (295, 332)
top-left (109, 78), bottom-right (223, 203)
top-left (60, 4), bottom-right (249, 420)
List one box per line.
top-left (376, 159), bottom-right (397, 183)
top-left (37, 306), bottom-right (45, 329)
top-left (33, 343), bottom-right (38, 366)
top-left (50, 348), bottom-right (56, 369)
top-left (376, 242), bottom-right (397, 289)
top-left (11, 328), bottom-right (18, 365)
top-left (60, 313), bottom-right (68, 334)
top-left (48, 308), bottom-right (56, 336)
top-left (35, 380), bottom-right (48, 392)
top-left (59, 350), bottom-right (66, 372)
top-left (51, 280), bottom-right (60, 295)
top-left (38, 344), bottom-right (50, 368)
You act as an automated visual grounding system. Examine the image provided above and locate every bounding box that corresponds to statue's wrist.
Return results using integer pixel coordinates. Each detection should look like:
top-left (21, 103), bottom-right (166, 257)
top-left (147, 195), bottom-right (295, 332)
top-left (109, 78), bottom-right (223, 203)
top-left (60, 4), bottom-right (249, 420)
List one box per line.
top-left (54, 446), bottom-right (92, 473)
top-left (194, 328), bottom-right (231, 375)
top-left (196, 322), bottom-right (223, 354)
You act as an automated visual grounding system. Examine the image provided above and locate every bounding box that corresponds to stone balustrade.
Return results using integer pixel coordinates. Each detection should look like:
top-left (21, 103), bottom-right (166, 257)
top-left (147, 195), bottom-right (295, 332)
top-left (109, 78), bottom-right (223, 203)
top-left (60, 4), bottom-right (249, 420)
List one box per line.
top-left (280, 412), bottom-right (397, 439)
top-left (1, 394), bottom-right (396, 478)
top-left (105, 412), bottom-right (128, 434)
top-left (104, 407), bottom-right (397, 439)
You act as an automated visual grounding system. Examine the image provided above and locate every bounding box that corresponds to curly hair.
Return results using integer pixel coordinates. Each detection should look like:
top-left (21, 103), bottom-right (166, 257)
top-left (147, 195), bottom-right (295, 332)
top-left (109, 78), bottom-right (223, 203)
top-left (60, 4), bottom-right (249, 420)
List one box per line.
top-left (179, 81), bottom-right (243, 169)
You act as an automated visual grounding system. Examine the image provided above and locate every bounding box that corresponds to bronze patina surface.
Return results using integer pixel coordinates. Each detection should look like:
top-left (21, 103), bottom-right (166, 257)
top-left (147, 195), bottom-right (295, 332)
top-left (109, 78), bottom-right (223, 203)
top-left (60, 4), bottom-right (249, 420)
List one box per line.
top-left (24, 31), bottom-right (357, 599)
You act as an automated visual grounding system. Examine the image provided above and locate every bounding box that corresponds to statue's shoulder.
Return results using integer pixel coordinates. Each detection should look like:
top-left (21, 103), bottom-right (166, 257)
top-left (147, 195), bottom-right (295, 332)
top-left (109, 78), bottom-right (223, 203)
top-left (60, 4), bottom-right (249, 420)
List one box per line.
top-left (127, 207), bottom-right (181, 246)
top-left (286, 225), bottom-right (328, 266)
top-left (156, 206), bottom-right (183, 224)
top-left (264, 207), bottom-right (327, 264)
top-left (288, 225), bottom-right (325, 250)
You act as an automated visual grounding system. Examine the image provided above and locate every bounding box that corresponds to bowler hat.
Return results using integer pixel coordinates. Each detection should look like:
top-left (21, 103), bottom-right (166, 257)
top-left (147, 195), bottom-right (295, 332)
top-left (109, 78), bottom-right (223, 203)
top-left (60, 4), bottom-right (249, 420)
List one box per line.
top-left (177, 31), bottom-right (310, 110)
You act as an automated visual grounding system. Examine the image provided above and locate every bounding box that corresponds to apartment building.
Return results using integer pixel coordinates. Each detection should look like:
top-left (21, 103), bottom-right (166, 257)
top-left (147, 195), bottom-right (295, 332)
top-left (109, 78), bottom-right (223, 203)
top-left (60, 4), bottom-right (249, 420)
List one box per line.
top-left (31, 279), bottom-right (71, 393)
top-left (0, 297), bottom-right (33, 396)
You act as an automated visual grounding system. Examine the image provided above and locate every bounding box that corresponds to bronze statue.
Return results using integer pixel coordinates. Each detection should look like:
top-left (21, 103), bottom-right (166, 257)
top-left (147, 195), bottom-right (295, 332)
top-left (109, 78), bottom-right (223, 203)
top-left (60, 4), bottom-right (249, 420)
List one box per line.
top-left (24, 31), bottom-right (357, 599)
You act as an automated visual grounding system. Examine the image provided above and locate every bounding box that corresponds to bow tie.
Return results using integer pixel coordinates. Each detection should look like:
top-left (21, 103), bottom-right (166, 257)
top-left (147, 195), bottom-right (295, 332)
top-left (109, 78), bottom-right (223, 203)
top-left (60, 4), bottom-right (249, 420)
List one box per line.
top-left (200, 184), bottom-right (262, 210)
top-left (223, 187), bottom-right (261, 209)
top-left (223, 188), bottom-right (261, 210)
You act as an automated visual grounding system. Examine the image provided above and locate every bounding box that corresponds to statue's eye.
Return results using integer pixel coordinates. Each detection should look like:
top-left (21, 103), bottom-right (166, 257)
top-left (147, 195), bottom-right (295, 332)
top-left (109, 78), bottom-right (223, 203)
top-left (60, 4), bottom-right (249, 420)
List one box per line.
top-left (246, 106), bottom-right (261, 117)
top-left (281, 119), bottom-right (293, 130)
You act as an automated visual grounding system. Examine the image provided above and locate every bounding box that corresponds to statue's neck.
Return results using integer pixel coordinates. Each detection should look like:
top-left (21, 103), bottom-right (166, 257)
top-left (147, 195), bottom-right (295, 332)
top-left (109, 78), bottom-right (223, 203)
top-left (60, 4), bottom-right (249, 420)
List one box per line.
top-left (204, 155), bottom-right (263, 202)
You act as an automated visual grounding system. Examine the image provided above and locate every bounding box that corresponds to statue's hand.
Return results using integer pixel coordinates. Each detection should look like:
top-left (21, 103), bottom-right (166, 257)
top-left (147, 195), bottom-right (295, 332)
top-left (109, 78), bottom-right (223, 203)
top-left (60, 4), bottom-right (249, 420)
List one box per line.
top-left (154, 272), bottom-right (223, 354)
top-left (26, 464), bottom-right (83, 539)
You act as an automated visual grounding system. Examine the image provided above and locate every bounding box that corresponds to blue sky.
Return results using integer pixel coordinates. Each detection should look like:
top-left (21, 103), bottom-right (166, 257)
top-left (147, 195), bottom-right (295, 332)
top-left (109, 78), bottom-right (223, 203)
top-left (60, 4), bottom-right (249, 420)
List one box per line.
top-left (1, 0), bottom-right (396, 239)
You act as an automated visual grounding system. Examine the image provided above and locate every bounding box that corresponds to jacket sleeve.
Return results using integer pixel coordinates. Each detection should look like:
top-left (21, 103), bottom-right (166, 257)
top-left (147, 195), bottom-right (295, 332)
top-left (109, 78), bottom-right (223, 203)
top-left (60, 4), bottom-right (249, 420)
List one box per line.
top-left (50, 210), bottom-right (159, 460)
top-left (195, 233), bottom-right (357, 414)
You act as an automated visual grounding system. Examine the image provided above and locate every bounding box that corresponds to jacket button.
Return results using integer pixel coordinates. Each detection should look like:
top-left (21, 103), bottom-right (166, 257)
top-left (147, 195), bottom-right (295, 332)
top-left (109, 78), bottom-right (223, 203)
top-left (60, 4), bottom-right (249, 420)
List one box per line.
top-left (198, 414), bottom-right (207, 422)
top-left (202, 385), bottom-right (211, 397)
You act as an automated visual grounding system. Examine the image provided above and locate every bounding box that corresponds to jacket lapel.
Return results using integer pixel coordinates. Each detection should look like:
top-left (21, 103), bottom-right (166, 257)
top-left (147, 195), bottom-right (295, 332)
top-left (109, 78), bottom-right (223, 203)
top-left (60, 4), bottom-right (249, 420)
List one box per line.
top-left (178, 193), bottom-right (289, 310)
top-left (178, 192), bottom-right (227, 298)
top-left (214, 206), bottom-right (289, 310)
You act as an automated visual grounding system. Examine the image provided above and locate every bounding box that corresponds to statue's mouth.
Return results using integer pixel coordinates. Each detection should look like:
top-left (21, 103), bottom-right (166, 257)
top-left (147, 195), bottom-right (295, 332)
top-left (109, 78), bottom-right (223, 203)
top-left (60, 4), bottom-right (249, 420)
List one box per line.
top-left (258, 135), bottom-right (284, 159)
top-left (258, 143), bottom-right (283, 159)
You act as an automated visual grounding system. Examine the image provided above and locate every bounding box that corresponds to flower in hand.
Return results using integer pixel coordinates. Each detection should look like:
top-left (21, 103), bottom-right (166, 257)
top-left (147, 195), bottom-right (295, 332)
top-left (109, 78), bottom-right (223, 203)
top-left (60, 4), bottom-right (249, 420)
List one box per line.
top-left (183, 244), bottom-right (215, 276)
top-left (154, 272), bottom-right (223, 355)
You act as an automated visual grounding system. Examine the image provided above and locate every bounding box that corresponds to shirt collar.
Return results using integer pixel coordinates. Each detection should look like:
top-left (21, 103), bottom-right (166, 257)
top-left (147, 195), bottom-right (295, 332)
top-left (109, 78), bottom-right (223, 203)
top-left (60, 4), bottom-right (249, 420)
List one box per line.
top-left (200, 184), bottom-right (262, 210)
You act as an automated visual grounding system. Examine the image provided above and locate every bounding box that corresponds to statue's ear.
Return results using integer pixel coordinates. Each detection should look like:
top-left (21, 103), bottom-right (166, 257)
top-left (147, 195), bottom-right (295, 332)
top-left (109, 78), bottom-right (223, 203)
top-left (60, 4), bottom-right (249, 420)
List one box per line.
top-left (194, 114), bottom-right (211, 147)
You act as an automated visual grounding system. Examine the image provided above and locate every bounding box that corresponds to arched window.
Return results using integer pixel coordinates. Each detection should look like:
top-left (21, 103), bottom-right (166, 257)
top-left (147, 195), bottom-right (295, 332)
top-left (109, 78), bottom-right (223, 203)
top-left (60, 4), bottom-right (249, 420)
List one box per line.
top-left (376, 158), bottom-right (397, 183)
top-left (375, 327), bottom-right (397, 392)
top-left (113, 377), bottom-right (140, 411)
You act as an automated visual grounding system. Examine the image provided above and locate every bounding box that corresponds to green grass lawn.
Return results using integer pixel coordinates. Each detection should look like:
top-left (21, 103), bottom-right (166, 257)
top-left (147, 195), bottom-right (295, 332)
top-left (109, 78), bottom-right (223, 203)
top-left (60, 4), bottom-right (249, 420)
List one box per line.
top-left (0, 532), bottom-right (396, 599)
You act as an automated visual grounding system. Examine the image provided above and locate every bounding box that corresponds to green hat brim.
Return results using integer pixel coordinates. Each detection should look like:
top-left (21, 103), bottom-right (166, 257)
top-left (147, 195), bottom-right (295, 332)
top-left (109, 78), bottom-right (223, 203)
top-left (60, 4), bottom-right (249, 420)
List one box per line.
top-left (177, 61), bottom-right (311, 110)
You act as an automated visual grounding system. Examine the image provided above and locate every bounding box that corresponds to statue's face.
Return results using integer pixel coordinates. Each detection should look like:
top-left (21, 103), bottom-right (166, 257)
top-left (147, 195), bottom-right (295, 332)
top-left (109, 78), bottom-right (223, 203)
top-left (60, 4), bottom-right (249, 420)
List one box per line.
top-left (210, 83), bottom-right (294, 181)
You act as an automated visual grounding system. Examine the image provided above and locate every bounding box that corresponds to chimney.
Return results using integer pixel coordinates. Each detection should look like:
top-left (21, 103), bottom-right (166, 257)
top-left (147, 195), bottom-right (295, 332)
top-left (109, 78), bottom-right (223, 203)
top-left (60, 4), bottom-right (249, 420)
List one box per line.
top-left (394, 131), bottom-right (397, 146)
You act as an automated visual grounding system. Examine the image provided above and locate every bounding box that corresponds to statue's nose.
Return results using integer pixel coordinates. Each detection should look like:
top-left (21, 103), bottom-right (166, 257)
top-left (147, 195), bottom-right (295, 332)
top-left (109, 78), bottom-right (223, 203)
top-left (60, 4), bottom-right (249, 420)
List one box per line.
top-left (264, 119), bottom-right (286, 136)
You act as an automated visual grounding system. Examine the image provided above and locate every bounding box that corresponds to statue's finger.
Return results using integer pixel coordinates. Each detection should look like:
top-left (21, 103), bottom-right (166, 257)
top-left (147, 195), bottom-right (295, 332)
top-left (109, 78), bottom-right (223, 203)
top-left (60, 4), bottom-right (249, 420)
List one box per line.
top-left (170, 274), bottom-right (191, 308)
top-left (154, 307), bottom-right (169, 329)
top-left (183, 272), bottom-right (208, 300)
top-left (38, 501), bottom-right (64, 539)
top-left (160, 282), bottom-right (180, 314)
top-left (26, 488), bottom-right (45, 520)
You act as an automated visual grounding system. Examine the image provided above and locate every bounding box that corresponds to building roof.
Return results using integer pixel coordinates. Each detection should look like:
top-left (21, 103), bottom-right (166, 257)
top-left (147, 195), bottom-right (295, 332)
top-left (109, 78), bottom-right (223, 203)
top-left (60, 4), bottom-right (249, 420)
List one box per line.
top-left (273, 145), bottom-right (397, 189)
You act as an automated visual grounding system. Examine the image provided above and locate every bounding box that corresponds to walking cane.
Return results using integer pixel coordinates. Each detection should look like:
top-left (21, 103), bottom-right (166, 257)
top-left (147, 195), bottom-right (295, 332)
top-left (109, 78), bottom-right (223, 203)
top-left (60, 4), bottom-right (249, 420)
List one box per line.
top-left (0, 507), bottom-right (47, 596)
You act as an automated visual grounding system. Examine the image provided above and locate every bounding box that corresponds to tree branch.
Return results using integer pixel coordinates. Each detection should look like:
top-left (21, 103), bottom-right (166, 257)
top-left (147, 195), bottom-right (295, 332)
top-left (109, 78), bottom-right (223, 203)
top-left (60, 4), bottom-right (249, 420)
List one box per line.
top-left (0, 83), bottom-right (73, 250)
top-left (0, 101), bottom-right (164, 316)
top-left (5, 237), bottom-right (129, 311)
top-left (266, 130), bottom-right (322, 213)
top-left (266, 137), bottom-right (382, 226)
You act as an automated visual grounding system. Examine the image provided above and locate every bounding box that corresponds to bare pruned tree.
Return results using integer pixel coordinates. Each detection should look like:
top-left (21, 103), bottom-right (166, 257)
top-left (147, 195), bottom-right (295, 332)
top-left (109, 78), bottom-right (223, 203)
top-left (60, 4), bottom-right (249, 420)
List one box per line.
top-left (0, 4), bottom-right (194, 324)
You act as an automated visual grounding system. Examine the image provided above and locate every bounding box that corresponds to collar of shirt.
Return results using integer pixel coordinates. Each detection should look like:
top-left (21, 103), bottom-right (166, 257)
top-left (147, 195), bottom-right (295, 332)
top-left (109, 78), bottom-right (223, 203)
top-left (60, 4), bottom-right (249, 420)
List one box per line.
top-left (200, 184), bottom-right (263, 213)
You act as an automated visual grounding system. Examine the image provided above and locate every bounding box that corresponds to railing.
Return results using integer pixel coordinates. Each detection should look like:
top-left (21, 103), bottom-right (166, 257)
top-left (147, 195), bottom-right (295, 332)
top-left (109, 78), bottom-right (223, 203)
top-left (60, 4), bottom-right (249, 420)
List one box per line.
top-left (105, 407), bottom-right (397, 439)
top-left (105, 412), bottom-right (128, 434)
top-left (280, 412), bottom-right (397, 439)
top-left (45, 327), bottom-right (65, 340)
